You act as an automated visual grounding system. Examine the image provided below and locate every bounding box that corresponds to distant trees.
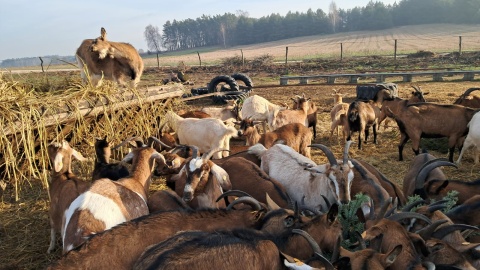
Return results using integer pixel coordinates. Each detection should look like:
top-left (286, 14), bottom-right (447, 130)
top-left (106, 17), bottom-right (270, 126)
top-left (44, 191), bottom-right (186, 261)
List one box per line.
top-left (144, 24), bottom-right (163, 68)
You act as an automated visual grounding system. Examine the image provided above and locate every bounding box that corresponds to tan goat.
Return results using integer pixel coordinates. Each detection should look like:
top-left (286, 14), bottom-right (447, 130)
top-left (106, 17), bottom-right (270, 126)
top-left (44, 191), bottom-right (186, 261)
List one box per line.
top-left (76, 27), bottom-right (144, 87)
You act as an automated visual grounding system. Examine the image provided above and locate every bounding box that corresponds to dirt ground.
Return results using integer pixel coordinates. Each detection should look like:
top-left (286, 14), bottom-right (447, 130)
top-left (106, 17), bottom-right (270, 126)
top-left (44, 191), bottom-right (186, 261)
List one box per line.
top-left (2, 59), bottom-right (480, 269)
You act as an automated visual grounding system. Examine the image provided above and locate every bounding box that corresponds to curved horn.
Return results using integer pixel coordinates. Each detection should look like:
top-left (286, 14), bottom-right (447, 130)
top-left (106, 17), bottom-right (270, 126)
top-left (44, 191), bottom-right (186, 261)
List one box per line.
top-left (387, 212), bottom-right (432, 224)
top-left (111, 136), bottom-right (143, 150)
top-left (148, 136), bottom-right (173, 149)
top-left (292, 229), bottom-right (323, 255)
top-left (169, 144), bottom-right (188, 154)
top-left (415, 158), bottom-right (457, 190)
top-left (431, 224), bottom-right (479, 240)
top-left (321, 195), bottom-right (331, 210)
top-left (417, 219), bottom-right (449, 240)
top-left (402, 199), bottom-right (426, 212)
top-left (375, 197), bottom-right (393, 222)
top-left (343, 140), bottom-right (353, 165)
top-left (226, 196), bottom-right (262, 211)
top-left (385, 198), bottom-right (399, 218)
top-left (330, 235), bottom-right (342, 262)
top-left (355, 231), bottom-right (367, 249)
top-left (309, 144), bottom-right (338, 166)
top-left (202, 147), bottom-right (229, 161)
top-left (411, 85), bottom-right (422, 93)
top-left (215, 190), bottom-right (252, 202)
top-left (460, 87), bottom-right (480, 98)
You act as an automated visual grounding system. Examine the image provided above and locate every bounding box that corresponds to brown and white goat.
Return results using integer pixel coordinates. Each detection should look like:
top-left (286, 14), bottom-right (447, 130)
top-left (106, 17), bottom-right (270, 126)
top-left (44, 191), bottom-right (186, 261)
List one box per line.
top-left (47, 200), bottom-right (291, 270)
top-left (61, 146), bottom-right (166, 253)
top-left (91, 136), bottom-right (129, 181)
top-left (271, 96), bottom-right (310, 131)
top-left (238, 119), bottom-right (312, 158)
top-left (171, 147), bottom-right (231, 209)
top-left (384, 102), bottom-right (478, 162)
top-left (46, 141), bottom-right (90, 254)
top-left (201, 99), bottom-right (240, 123)
top-left (76, 27), bottom-right (144, 87)
top-left (453, 87), bottom-right (480, 108)
top-left (292, 93), bottom-right (318, 139)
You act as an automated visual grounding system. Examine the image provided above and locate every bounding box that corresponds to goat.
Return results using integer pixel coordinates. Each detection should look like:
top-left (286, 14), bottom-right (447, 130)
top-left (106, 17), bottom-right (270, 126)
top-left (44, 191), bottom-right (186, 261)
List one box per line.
top-left (453, 87), bottom-right (480, 108)
top-left (456, 111), bottom-right (480, 164)
top-left (378, 85), bottom-right (428, 130)
top-left (47, 199), bottom-right (295, 270)
top-left (170, 147), bottom-right (231, 209)
top-left (405, 156), bottom-right (457, 199)
top-left (249, 141), bottom-right (354, 213)
top-left (335, 244), bottom-right (403, 270)
top-left (164, 110), bottom-right (238, 159)
top-left (61, 144), bottom-right (166, 253)
top-left (177, 109), bottom-right (211, 119)
top-left (271, 96), bottom-right (309, 131)
top-left (384, 102), bottom-right (479, 162)
top-left (292, 93), bottom-right (318, 139)
top-left (46, 141), bottom-right (90, 254)
top-left (147, 189), bottom-right (192, 213)
top-left (237, 119), bottom-right (312, 158)
top-left (76, 27), bottom-right (143, 87)
top-left (329, 89), bottom-right (349, 141)
top-left (424, 177), bottom-right (480, 206)
top-left (240, 95), bottom-right (288, 133)
top-left (91, 136), bottom-right (129, 181)
top-left (215, 156), bottom-right (291, 208)
top-left (347, 100), bottom-right (379, 149)
top-left (201, 99), bottom-right (240, 123)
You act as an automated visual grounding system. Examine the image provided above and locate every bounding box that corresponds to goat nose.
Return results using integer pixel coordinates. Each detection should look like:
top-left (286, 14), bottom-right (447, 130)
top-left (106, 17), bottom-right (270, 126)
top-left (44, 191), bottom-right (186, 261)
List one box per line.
top-left (183, 193), bottom-right (193, 202)
top-left (340, 199), bottom-right (350, 205)
top-left (238, 130), bottom-right (243, 136)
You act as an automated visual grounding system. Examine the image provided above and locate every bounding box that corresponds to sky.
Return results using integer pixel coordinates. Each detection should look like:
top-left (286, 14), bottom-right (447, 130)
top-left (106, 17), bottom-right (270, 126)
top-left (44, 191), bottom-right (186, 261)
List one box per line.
top-left (0, 0), bottom-right (398, 61)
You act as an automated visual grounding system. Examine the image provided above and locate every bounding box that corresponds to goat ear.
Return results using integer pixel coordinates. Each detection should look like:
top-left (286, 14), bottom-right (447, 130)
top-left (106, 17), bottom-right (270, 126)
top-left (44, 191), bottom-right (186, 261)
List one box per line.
top-left (53, 153), bottom-right (64, 172)
top-left (210, 164), bottom-right (231, 190)
top-left (408, 232), bottom-right (429, 257)
top-left (71, 149), bottom-right (86, 162)
top-left (327, 203), bottom-right (339, 223)
top-left (333, 257), bottom-right (351, 269)
top-left (384, 244), bottom-right (403, 266)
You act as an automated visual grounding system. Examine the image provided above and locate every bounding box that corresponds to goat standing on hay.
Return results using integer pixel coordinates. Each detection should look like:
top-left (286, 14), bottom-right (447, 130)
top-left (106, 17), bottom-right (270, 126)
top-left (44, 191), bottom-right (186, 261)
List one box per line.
top-left (292, 93), bottom-right (318, 139)
top-left (76, 27), bottom-right (144, 87)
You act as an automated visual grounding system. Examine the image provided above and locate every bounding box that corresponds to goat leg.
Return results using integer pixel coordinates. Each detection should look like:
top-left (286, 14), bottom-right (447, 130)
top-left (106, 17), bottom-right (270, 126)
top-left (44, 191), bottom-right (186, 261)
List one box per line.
top-left (398, 134), bottom-right (410, 161)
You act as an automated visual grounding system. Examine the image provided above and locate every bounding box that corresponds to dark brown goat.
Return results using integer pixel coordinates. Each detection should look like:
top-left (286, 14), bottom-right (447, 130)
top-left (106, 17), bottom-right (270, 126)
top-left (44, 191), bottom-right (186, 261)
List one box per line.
top-left (347, 100), bottom-right (379, 149)
top-left (91, 137), bottom-right (129, 181)
top-left (147, 189), bottom-right (191, 213)
top-left (385, 103), bottom-right (478, 162)
top-left (453, 87), bottom-right (480, 108)
top-left (422, 177), bottom-right (480, 205)
top-left (292, 93), bottom-right (318, 139)
top-left (446, 194), bottom-right (480, 226)
top-left (238, 119), bottom-right (312, 158)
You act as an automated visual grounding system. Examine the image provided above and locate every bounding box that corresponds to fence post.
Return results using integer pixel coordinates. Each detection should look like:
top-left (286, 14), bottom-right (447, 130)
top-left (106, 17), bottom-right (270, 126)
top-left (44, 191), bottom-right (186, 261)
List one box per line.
top-left (459, 36), bottom-right (462, 55)
top-left (285, 46), bottom-right (288, 65)
top-left (241, 49), bottom-right (244, 66)
top-left (340, 43), bottom-right (343, 60)
top-left (197, 51), bottom-right (201, 67)
top-left (394, 39), bottom-right (397, 61)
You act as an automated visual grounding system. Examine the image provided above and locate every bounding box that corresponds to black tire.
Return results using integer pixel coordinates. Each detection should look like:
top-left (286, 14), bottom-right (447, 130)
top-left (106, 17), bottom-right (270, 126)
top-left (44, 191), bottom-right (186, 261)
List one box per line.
top-left (191, 87), bottom-right (209, 95)
top-left (208, 75), bottom-right (239, 93)
top-left (212, 91), bottom-right (250, 104)
top-left (231, 73), bottom-right (253, 89)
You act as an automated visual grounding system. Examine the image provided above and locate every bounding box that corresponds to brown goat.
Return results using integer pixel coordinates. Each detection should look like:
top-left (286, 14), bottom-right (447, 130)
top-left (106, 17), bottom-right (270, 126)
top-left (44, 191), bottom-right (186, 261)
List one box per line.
top-left (238, 119), bottom-right (312, 158)
top-left (177, 109), bottom-right (211, 119)
top-left (453, 87), bottom-right (480, 108)
top-left (47, 202), bottom-right (290, 270)
top-left (330, 103), bottom-right (350, 142)
top-left (271, 96), bottom-right (310, 130)
top-left (76, 27), bottom-right (143, 87)
top-left (446, 194), bottom-right (480, 226)
top-left (336, 245), bottom-right (403, 270)
top-left (292, 93), bottom-right (318, 139)
top-left (347, 100), bottom-right (379, 149)
top-left (147, 189), bottom-right (191, 213)
top-left (384, 102), bottom-right (478, 162)
top-left (46, 141), bottom-right (90, 254)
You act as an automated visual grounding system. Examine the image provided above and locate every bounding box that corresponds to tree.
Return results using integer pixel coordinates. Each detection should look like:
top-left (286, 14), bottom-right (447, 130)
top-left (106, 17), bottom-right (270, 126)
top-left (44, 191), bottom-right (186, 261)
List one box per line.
top-left (329, 1), bottom-right (339, 33)
top-left (144, 24), bottom-right (162, 68)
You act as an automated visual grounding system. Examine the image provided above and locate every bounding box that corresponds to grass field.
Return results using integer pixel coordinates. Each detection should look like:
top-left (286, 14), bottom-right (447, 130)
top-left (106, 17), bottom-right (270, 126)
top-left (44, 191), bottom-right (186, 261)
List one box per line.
top-left (1, 23), bottom-right (480, 269)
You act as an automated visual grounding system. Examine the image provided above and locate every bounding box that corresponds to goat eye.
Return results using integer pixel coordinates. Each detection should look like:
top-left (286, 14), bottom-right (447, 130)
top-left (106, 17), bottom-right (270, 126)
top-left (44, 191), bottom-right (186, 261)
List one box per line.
top-left (284, 216), bottom-right (295, 228)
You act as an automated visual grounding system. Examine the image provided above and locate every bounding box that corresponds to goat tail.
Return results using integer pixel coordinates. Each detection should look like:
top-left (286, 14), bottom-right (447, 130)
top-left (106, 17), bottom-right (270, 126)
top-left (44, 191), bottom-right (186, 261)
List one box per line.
top-left (248, 143), bottom-right (267, 158)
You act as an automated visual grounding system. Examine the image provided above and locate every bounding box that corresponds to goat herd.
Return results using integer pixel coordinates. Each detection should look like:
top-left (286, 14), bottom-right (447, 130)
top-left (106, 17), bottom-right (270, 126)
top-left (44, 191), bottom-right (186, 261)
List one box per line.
top-left (44, 85), bottom-right (480, 270)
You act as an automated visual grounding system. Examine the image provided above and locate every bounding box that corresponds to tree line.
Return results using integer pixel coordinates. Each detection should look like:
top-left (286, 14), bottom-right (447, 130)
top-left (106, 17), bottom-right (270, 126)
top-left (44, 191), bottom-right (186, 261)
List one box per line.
top-left (155, 0), bottom-right (480, 52)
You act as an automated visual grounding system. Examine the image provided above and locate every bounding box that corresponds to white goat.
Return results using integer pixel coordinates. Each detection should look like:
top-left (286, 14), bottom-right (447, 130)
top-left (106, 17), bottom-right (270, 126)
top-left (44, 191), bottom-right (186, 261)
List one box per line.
top-left (200, 100), bottom-right (240, 124)
top-left (240, 95), bottom-right (288, 133)
top-left (457, 111), bottom-right (480, 164)
top-left (248, 141), bottom-right (354, 213)
top-left (271, 97), bottom-right (310, 130)
top-left (61, 146), bottom-right (166, 253)
top-left (164, 111), bottom-right (238, 159)
top-left (46, 141), bottom-right (90, 254)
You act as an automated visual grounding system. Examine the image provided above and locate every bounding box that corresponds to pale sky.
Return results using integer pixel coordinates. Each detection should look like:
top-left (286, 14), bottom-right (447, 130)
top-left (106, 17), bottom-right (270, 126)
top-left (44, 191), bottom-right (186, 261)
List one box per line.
top-left (0, 0), bottom-right (398, 61)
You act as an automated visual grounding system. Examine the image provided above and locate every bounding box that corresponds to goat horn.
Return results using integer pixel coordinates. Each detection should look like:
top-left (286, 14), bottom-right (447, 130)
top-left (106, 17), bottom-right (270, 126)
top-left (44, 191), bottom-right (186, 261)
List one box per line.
top-left (226, 196), bottom-right (262, 211)
top-left (460, 87), bottom-right (480, 98)
top-left (411, 85), bottom-right (422, 93)
top-left (313, 252), bottom-right (334, 270)
top-left (330, 235), bottom-right (342, 262)
top-left (148, 136), bottom-right (173, 149)
top-left (309, 144), bottom-right (338, 166)
top-left (355, 231), bottom-right (367, 249)
top-left (292, 229), bottom-right (323, 255)
top-left (416, 219), bottom-right (449, 240)
top-left (190, 145), bottom-right (199, 159)
top-left (111, 136), bottom-right (143, 150)
top-left (402, 199), bottom-right (426, 212)
top-left (343, 140), bottom-right (353, 165)
top-left (387, 212), bottom-right (432, 224)
top-left (321, 195), bottom-right (331, 210)
top-left (422, 261), bottom-right (435, 270)
top-left (415, 158), bottom-right (457, 190)
top-left (427, 204), bottom-right (447, 213)
top-left (431, 224), bottom-right (479, 240)
top-left (375, 197), bottom-right (393, 222)
top-left (169, 144), bottom-right (188, 154)
top-left (385, 198), bottom-right (399, 218)
top-left (215, 190), bottom-right (252, 203)
top-left (202, 148), bottom-right (229, 161)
